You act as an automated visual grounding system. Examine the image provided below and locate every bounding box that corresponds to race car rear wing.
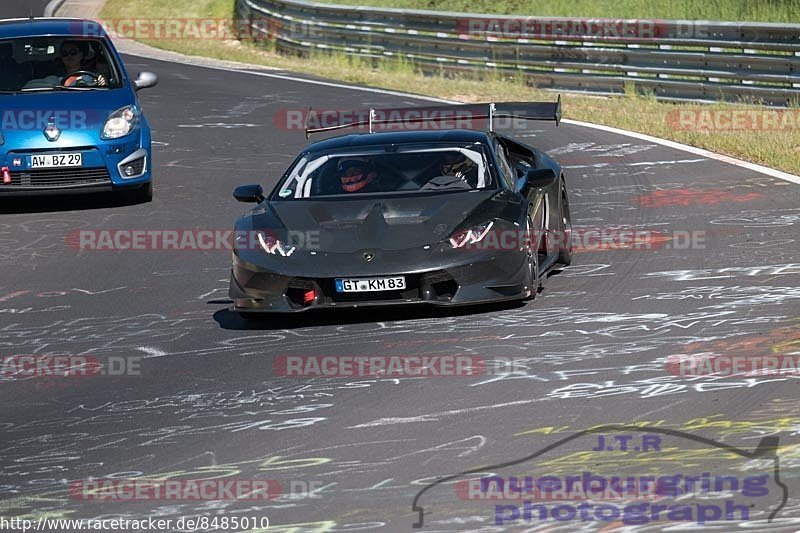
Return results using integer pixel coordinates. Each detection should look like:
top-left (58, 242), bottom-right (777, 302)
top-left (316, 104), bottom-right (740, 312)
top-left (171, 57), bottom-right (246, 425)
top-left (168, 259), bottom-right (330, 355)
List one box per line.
top-left (304, 96), bottom-right (561, 138)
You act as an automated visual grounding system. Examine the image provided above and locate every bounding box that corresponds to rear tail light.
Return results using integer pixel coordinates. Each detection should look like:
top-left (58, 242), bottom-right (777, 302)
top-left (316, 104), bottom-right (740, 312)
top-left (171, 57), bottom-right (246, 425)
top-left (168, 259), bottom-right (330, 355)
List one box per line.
top-left (303, 289), bottom-right (316, 305)
top-left (286, 284), bottom-right (319, 308)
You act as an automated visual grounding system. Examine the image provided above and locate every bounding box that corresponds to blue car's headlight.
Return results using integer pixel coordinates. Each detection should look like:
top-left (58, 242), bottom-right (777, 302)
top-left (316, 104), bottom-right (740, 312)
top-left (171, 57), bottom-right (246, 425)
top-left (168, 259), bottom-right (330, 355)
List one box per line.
top-left (102, 106), bottom-right (139, 140)
top-left (449, 221), bottom-right (495, 248)
top-left (258, 231), bottom-right (296, 257)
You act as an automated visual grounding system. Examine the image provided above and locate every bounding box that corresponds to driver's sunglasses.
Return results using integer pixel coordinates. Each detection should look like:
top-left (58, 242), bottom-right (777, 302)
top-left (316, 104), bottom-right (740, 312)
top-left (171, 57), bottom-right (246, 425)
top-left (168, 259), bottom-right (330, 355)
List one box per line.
top-left (61, 49), bottom-right (81, 57)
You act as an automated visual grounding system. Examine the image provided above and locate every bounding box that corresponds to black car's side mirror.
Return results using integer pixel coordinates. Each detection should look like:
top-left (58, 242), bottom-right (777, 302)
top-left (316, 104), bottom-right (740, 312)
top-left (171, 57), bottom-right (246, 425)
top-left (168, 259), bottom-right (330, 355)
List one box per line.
top-left (524, 168), bottom-right (558, 189)
top-left (233, 184), bottom-right (265, 203)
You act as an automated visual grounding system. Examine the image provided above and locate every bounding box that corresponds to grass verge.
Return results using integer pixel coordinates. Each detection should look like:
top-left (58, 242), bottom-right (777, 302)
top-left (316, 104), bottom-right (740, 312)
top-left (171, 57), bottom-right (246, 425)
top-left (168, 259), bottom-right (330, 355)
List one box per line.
top-left (102, 0), bottom-right (800, 175)
top-left (310, 0), bottom-right (800, 23)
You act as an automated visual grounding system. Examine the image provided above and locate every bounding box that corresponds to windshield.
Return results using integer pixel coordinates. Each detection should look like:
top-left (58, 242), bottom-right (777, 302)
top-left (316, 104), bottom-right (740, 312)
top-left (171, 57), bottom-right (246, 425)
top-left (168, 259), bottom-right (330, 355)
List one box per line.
top-left (0, 37), bottom-right (123, 93)
top-left (274, 143), bottom-right (494, 199)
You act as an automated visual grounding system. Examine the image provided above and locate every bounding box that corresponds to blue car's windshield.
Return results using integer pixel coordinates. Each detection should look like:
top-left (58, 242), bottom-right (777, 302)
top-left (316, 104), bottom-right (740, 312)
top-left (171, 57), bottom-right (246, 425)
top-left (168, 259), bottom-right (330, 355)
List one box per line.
top-left (275, 143), bottom-right (495, 199)
top-left (0, 37), bottom-right (123, 93)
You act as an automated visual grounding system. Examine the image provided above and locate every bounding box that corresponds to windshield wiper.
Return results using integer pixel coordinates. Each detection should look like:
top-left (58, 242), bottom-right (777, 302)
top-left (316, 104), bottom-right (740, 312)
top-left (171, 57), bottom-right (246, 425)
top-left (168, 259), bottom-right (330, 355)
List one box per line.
top-left (20, 85), bottom-right (98, 93)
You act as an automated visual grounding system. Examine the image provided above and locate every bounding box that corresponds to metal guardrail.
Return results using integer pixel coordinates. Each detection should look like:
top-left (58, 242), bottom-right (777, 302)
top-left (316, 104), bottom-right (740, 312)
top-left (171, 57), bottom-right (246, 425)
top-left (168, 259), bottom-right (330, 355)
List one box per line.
top-left (237, 0), bottom-right (800, 106)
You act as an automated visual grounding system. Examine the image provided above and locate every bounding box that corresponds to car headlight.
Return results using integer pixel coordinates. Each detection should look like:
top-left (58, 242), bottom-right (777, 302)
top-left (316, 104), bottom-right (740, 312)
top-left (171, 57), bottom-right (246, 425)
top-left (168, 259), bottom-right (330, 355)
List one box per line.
top-left (102, 106), bottom-right (139, 140)
top-left (449, 221), bottom-right (495, 248)
top-left (258, 231), bottom-right (296, 257)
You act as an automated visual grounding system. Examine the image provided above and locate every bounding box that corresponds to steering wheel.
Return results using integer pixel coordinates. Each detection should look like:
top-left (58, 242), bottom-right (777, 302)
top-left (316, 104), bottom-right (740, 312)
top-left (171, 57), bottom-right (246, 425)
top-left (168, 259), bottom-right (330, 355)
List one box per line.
top-left (61, 70), bottom-right (100, 87)
top-left (420, 175), bottom-right (472, 190)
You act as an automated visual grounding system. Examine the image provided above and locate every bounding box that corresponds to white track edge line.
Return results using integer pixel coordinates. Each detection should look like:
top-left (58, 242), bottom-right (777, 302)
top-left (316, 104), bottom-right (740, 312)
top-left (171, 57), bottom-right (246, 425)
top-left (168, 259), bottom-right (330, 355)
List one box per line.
top-left (147, 60), bottom-right (800, 185)
top-left (561, 118), bottom-right (800, 185)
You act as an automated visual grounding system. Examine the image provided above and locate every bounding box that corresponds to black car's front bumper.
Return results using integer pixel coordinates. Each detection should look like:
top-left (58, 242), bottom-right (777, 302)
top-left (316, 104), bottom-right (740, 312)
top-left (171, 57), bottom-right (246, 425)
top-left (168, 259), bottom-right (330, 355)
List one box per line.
top-left (229, 247), bottom-right (531, 314)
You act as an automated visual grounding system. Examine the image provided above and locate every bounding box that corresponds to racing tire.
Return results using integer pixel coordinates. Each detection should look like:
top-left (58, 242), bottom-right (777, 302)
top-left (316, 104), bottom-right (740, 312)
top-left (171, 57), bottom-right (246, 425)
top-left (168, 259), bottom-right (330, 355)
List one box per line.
top-left (557, 181), bottom-right (573, 266)
top-left (524, 215), bottom-right (541, 300)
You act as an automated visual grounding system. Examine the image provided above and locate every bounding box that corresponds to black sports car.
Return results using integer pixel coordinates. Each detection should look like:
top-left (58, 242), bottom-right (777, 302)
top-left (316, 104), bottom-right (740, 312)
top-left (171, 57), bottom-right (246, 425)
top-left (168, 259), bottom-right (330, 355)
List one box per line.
top-left (229, 101), bottom-right (572, 316)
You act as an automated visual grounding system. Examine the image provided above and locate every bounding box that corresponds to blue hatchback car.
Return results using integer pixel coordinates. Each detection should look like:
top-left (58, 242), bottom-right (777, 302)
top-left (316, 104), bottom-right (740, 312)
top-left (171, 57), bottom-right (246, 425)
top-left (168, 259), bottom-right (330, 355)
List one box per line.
top-left (0, 18), bottom-right (157, 201)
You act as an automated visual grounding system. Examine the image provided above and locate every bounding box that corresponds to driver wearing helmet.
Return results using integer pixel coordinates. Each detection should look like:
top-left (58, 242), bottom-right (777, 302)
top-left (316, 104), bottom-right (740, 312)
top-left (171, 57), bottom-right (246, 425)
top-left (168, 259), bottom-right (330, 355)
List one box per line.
top-left (337, 158), bottom-right (382, 193)
top-left (439, 152), bottom-right (476, 182)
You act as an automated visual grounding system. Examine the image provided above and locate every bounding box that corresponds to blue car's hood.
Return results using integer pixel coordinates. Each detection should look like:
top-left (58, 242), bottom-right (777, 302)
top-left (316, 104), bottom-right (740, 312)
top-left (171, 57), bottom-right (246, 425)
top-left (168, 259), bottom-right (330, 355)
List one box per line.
top-left (0, 89), bottom-right (135, 150)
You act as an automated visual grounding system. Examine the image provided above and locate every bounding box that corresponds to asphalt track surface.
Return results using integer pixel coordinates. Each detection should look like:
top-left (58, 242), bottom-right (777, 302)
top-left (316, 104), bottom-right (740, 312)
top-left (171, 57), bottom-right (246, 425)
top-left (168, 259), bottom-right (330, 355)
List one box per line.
top-left (0, 0), bottom-right (52, 19)
top-left (2, 2), bottom-right (800, 532)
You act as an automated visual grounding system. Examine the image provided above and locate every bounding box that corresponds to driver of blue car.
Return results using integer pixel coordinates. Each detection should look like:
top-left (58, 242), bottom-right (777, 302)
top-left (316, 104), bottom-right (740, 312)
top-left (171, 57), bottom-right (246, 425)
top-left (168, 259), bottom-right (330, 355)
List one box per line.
top-left (24, 40), bottom-right (108, 89)
top-left (58, 40), bottom-right (107, 87)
